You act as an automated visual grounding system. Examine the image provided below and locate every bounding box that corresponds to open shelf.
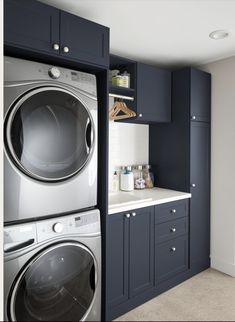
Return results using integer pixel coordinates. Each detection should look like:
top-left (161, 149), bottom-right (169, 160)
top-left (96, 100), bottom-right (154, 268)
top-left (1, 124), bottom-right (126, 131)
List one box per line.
top-left (109, 85), bottom-right (135, 98)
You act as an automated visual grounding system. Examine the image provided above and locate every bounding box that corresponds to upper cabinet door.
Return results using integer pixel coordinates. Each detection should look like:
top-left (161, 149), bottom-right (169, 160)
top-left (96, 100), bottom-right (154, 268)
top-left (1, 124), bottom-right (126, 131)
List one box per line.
top-left (136, 63), bottom-right (171, 123)
top-left (60, 11), bottom-right (109, 67)
top-left (190, 69), bottom-right (211, 122)
top-left (4, 0), bottom-right (60, 55)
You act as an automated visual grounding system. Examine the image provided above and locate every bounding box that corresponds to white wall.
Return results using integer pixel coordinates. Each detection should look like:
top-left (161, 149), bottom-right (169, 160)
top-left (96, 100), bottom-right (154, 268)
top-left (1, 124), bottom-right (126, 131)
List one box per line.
top-left (200, 56), bottom-right (235, 277)
top-left (109, 98), bottom-right (149, 191)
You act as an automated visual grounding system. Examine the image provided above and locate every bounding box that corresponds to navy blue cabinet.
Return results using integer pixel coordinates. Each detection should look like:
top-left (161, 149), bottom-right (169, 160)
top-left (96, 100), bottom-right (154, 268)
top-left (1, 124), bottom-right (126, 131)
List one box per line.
top-left (155, 235), bottom-right (188, 284)
top-left (190, 69), bottom-right (211, 122)
top-left (106, 213), bottom-right (129, 309)
top-left (106, 207), bottom-right (154, 320)
top-left (190, 122), bottom-right (210, 266)
top-left (135, 63), bottom-right (171, 123)
top-left (4, 0), bottom-right (60, 55)
top-left (149, 67), bottom-right (211, 274)
top-left (109, 55), bottom-right (171, 124)
top-left (60, 11), bottom-right (109, 67)
top-left (4, 0), bottom-right (109, 68)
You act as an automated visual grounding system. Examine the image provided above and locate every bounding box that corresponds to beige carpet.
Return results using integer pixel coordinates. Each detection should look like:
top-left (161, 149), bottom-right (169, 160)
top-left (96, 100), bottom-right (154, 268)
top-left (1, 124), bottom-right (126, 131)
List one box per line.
top-left (115, 268), bottom-right (235, 321)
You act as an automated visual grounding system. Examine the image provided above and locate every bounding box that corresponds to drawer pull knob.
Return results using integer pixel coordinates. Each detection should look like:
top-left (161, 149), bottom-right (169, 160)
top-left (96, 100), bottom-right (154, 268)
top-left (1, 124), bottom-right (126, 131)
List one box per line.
top-left (171, 247), bottom-right (176, 252)
top-left (191, 183), bottom-right (196, 188)
top-left (171, 209), bottom-right (176, 214)
top-left (63, 46), bottom-right (70, 53)
top-left (132, 212), bottom-right (136, 217)
top-left (125, 213), bottom-right (130, 218)
top-left (139, 113), bottom-right (143, 118)
top-left (191, 115), bottom-right (196, 120)
top-left (52, 43), bottom-right (60, 51)
top-left (171, 228), bottom-right (176, 233)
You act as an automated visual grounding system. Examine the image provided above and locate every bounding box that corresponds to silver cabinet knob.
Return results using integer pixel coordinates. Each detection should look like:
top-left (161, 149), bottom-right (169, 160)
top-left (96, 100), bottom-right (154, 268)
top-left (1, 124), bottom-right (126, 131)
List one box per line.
top-left (171, 228), bottom-right (176, 233)
top-left (191, 183), bottom-right (196, 188)
top-left (63, 46), bottom-right (70, 53)
top-left (125, 213), bottom-right (130, 218)
top-left (171, 209), bottom-right (176, 214)
top-left (191, 115), bottom-right (196, 120)
top-left (52, 43), bottom-right (60, 51)
top-left (132, 212), bottom-right (136, 217)
top-left (171, 247), bottom-right (176, 252)
top-left (139, 113), bottom-right (143, 118)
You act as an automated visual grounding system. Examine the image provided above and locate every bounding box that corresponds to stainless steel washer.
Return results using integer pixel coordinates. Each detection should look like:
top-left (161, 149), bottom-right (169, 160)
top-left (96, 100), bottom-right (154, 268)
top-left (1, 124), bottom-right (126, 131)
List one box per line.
top-left (4, 56), bottom-right (98, 223)
top-left (4, 209), bottom-right (101, 321)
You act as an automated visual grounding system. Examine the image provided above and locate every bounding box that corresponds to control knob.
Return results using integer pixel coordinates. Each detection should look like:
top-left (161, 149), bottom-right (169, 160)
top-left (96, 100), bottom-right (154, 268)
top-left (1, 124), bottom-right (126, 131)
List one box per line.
top-left (53, 222), bottom-right (63, 233)
top-left (48, 67), bottom-right (61, 79)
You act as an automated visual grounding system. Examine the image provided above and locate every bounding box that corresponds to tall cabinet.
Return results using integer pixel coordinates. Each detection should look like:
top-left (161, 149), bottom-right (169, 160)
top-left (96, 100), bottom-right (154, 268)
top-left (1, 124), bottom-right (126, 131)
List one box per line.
top-left (149, 68), bottom-right (211, 272)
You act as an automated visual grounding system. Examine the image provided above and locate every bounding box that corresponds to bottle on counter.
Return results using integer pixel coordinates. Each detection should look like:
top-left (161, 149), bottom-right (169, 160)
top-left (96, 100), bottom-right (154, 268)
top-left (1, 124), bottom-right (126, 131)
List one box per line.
top-left (111, 171), bottom-right (119, 192)
top-left (134, 165), bottom-right (145, 190)
top-left (143, 165), bottom-right (154, 188)
top-left (120, 166), bottom-right (134, 191)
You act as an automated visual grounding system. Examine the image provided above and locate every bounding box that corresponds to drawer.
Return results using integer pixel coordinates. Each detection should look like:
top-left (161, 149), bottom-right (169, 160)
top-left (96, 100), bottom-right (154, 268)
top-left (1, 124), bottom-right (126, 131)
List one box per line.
top-left (155, 199), bottom-right (188, 224)
top-left (155, 217), bottom-right (188, 244)
top-left (155, 235), bottom-right (188, 284)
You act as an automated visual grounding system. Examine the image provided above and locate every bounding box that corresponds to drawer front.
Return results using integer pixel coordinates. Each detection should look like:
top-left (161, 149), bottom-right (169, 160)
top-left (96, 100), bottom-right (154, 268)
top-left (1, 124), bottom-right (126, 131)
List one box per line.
top-left (155, 217), bottom-right (188, 244)
top-left (155, 199), bottom-right (188, 224)
top-left (155, 235), bottom-right (188, 284)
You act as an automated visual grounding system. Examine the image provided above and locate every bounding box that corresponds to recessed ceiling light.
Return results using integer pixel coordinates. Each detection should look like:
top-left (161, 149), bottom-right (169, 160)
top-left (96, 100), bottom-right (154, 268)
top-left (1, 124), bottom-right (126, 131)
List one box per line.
top-left (209, 30), bottom-right (229, 40)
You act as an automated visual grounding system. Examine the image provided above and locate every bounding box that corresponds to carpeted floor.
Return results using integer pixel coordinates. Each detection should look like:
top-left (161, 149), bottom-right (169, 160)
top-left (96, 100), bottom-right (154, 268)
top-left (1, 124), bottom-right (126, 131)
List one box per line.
top-left (115, 268), bottom-right (235, 321)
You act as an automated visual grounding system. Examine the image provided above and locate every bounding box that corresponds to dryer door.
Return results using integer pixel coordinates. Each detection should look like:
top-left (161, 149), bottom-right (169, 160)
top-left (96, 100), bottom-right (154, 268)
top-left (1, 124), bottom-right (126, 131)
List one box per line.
top-left (5, 86), bottom-right (95, 182)
top-left (9, 243), bottom-right (97, 321)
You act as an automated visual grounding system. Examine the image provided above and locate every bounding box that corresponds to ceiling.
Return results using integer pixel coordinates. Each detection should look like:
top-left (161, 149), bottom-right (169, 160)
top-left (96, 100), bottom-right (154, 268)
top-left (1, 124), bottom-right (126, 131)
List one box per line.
top-left (40, 0), bottom-right (235, 68)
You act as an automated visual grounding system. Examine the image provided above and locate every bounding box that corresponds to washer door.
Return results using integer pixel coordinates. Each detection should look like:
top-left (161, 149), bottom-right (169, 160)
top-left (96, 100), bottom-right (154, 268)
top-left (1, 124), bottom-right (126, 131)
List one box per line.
top-left (9, 243), bottom-right (97, 321)
top-left (5, 87), bottom-right (94, 182)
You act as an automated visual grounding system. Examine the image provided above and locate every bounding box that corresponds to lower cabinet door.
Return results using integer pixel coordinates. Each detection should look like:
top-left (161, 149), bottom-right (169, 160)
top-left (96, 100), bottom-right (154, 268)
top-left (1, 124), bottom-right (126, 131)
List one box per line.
top-left (106, 213), bottom-right (129, 308)
top-left (129, 207), bottom-right (154, 297)
top-left (155, 235), bottom-right (188, 284)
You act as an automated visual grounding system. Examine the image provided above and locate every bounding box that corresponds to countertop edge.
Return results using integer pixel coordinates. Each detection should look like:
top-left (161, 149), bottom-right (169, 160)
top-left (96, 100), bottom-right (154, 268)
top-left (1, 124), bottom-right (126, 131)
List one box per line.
top-left (108, 193), bottom-right (191, 215)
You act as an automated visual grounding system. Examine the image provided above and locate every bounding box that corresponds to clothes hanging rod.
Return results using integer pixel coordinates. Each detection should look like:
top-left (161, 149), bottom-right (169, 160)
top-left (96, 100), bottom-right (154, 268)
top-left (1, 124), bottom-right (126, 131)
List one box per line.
top-left (109, 93), bottom-right (134, 101)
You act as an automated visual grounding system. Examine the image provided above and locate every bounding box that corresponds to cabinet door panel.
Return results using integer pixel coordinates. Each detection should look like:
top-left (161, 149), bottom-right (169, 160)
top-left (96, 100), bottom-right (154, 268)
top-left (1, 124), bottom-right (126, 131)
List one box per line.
top-left (190, 69), bottom-right (211, 122)
top-left (190, 122), bottom-right (210, 266)
top-left (129, 207), bottom-right (154, 297)
top-left (155, 235), bottom-right (188, 284)
top-left (136, 63), bottom-right (171, 123)
top-left (4, 0), bottom-right (59, 54)
top-left (106, 213), bottom-right (129, 308)
top-left (60, 11), bottom-right (109, 67)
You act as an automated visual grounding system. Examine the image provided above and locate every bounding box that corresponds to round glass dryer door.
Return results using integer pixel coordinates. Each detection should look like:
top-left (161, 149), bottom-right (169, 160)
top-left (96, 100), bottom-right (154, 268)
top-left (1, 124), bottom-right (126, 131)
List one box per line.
top-left (5, 87), bottom-right (94, 182)
top-left (9, 243), bottom-right (97, 321)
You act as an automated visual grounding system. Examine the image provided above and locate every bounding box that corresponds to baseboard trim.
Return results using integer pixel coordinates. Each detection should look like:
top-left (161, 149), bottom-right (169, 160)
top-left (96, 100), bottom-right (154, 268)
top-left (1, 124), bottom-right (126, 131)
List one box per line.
top-left (211, 257), bottom-right (235, 277)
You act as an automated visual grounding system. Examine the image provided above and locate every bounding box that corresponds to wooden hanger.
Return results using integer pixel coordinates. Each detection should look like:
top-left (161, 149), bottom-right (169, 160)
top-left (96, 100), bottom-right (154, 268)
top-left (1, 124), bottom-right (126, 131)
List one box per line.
top-left (109, 100), bottom-right (136, 120)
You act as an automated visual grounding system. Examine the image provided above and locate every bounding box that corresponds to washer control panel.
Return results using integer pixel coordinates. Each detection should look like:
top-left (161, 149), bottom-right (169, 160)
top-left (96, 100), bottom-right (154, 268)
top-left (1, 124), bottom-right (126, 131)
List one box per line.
top-left (36, 209), bottom-right (100, 242)
top-left (53, 222), bottom-right (64, 233)
top-left (4, 210), bottom-right (100, 254)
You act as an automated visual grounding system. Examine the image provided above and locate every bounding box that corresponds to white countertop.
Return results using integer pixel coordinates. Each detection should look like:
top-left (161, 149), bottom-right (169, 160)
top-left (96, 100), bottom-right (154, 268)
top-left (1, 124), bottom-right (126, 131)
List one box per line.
top-left (108, 188), bottom-right (191, 215)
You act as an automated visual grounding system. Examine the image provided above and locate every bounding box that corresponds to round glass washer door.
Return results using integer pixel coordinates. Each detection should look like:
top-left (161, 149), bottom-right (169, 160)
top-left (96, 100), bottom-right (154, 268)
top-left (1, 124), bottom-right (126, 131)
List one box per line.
top-left (9, 243), bottom-right (97, 322)
top-left (5, 87), bottom-right (95, 182)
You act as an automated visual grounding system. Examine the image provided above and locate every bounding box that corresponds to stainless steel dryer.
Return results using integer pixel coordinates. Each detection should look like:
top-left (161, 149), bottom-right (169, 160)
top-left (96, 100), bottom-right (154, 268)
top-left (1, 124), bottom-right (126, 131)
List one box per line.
top-left (4, 209), bottom-right (101, 321)
top-left (4, 56), bottom-right (98, 223)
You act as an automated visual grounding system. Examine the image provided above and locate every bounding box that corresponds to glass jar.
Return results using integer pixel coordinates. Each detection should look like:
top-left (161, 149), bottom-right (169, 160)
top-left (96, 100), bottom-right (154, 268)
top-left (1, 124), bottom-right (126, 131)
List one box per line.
top-left (143, 165), bottom-right (154, 188)
top-left (134, 165), bottom-right (145, 190)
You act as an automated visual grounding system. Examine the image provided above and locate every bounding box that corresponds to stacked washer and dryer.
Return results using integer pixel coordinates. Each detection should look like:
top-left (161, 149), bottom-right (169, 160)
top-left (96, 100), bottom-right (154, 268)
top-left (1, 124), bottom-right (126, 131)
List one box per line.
top-left (4, 57), bottom-right (101, 321)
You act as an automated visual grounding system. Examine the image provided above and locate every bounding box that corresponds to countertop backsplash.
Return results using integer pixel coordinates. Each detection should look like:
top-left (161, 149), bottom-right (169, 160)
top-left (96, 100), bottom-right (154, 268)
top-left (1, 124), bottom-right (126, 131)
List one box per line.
top-left (109, 98), bottom-right (149, 191)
